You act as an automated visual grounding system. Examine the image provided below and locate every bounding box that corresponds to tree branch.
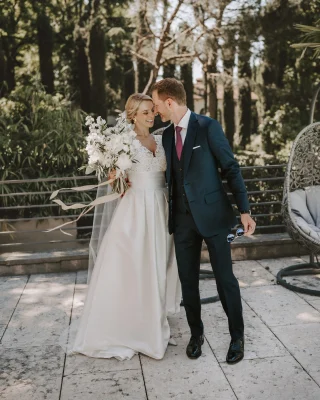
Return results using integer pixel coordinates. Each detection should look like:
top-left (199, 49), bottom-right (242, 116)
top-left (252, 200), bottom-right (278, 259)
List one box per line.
top-left (136, 33), bottom-right (157, 48)
top-left (163, 23), bottom-right (198, 49)
top-left (131, 50), bottom-right (156, 67)
top-left (143, 13), bottom-right (160, 39)
top-left (162, 52), bottom-right (196, 63)
top-left (155, 0), bottom-right (185, 68)
top-left (161, 0), bottom-right (184, 41)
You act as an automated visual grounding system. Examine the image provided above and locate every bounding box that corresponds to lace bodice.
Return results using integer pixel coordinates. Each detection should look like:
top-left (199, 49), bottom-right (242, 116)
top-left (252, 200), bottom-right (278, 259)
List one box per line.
top-left (130, 134), bottom-right (167, 173)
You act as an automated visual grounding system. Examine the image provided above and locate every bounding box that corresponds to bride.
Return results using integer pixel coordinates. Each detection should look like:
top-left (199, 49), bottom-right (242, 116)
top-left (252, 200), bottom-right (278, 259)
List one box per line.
top-left (70, 93), bottom-right (181, 360)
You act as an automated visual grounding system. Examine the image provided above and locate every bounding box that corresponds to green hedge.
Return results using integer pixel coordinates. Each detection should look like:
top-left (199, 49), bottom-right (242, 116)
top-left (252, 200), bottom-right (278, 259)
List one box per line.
top-left (0, 84), bottom-right (93, 221)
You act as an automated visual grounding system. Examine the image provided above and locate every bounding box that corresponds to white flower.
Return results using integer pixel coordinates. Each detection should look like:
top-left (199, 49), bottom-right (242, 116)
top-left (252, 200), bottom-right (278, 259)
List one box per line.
top-left (101, 153), bottom-right (112, 168)
top-left (89, 150), bottom-right (102, 164)
top-left (122, 133), bottom-right (132, 144)
top-left (103, 127), bottom-right (113, 136)
top-left (97, 116), bottom-right (106, 126)
top-left (85, 116), bottom-right (94, 126)
top-left (109, 135), bottom-right (125, 153)
top-left (116, 153), bottom-right (132, 171)
top-left (83, 113), bottom-right (137, 190)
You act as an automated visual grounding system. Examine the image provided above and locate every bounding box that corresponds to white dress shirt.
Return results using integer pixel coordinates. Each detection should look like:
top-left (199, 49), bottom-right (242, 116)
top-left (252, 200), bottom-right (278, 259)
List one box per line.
top-left (174, 108), bottom-right (191, 145)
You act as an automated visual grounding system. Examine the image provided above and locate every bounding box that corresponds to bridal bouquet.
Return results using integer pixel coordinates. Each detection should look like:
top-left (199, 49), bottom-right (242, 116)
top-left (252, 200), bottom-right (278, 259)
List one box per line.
top-left (47, 113), bottom-right (138, 235)
top-left (83, 113), bottom-right (139, 193)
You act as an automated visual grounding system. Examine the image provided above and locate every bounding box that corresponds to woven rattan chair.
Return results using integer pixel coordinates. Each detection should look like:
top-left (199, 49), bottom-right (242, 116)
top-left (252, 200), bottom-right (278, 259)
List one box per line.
top-left (279, 84), bottom-right (320, 296)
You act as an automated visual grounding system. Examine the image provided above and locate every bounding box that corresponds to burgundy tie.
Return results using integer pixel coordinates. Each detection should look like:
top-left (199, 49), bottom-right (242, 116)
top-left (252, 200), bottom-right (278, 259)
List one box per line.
top-left (175, 126), bottom-right (183, 160)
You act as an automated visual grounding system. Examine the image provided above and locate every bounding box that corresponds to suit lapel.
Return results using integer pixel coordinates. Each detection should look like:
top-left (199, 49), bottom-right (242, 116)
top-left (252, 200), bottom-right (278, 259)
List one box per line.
top-left (163, 123), bottom-right (174, 184)
top-left (183, 112), bottom-right (198, 176)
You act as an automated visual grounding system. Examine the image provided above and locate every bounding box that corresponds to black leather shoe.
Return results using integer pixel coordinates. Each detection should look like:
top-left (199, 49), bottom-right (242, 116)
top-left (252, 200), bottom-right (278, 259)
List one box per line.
top-left (226, 337), bottom-right (244, 364)
top-left (186, 335), bottom-right (204, 359)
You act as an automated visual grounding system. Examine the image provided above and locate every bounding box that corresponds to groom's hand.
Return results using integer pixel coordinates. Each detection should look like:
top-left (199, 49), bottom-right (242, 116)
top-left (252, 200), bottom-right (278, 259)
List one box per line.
top-left (241, 213), bottom-right (256, 236)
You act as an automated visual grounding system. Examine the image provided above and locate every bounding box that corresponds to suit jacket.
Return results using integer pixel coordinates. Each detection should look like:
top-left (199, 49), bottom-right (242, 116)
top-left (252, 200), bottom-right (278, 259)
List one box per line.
top-left (162, 112), bottom-right (250, 237)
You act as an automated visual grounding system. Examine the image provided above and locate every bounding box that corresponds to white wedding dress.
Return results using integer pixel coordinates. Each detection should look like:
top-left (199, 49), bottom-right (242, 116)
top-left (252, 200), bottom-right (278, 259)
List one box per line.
top-left (71, 134), bottom-right (181, 360)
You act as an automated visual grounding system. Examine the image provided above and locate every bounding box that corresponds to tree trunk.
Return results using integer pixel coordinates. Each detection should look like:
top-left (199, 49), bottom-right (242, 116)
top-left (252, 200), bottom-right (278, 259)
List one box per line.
top-left (74, 29), bottom-right (91, 112)
top-left (1, 7), bottom-right (17, 95)
top-left (223, 85), bottom-right (235, 147)
top-left (0, 38), bottom-right (7, 97)
top-left (207, 49), bottom-right (218, 119)
top-left (208, 74), bottom-right (218, 119)
top-left (222, 31), bottom-right (236, 148)
top-left (206, 32), bottom-right (220, 119)
top-left (138, 61), bottom-right (153, 93)
top-left (122, 59), bottom-right (135, 104)
top-left (88, 0), bottom-right (107, 118)
top-left (36, 12), bottom-right (54, 94)
top-left (136, 1), bottom-right (153, 93)
top-left (223, 71), bottom-right (235, 148)
top-left (163, 63), bottom-right (176, 78)
top-left (203, 65), bottom-right (208, 114)
top-left (239, 82), bottom-right (251, 148)
top-left (238, 37), bottom-right (252, 149)
top-left (181, 61), bottom-right (194, 110)
top-left (6, 49), bottom-right (16, 94)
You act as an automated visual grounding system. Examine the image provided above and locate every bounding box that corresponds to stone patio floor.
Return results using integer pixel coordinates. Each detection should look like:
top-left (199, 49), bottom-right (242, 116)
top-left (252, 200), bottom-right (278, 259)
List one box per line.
top-left (0, 255), bottom-right (320, 400)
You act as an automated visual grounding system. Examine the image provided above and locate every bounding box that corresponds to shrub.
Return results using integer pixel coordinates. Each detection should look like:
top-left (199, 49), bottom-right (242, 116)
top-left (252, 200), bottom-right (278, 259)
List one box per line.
top-left (0, 84), bottom-right (93, 220)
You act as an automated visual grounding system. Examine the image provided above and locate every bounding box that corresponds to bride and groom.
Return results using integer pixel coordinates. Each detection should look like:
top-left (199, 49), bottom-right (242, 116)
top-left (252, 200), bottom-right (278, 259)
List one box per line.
top-left (71, 78), bottom-right (256, 363)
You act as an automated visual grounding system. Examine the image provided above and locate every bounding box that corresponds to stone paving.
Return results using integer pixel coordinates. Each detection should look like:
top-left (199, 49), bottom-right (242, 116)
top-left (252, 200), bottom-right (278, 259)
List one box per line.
top-left (0, 255), bottom-right (320, 400)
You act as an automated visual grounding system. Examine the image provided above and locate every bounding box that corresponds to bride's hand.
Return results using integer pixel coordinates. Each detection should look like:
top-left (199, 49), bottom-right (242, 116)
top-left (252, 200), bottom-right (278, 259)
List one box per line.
top-left (108, 169), bottom-right (117, 186)
top-left (121, 177), bottom-right (131, 198)
top-left (126, 177), bottom-right (131, 187)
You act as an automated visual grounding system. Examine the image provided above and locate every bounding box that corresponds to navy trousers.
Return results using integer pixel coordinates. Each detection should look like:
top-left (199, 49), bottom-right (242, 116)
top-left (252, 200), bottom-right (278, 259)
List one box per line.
top-left (173, 208), bottom-right (244, 341)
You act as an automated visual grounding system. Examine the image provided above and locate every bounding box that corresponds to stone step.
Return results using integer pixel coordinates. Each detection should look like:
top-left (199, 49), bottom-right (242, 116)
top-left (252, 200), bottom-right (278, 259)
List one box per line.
top-left (0, 233), bottom-right (308, 276)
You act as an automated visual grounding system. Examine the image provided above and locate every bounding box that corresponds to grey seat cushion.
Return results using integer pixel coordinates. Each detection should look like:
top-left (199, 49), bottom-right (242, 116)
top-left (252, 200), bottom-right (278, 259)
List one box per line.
top-left (290, 186), bottom-right (320, 241)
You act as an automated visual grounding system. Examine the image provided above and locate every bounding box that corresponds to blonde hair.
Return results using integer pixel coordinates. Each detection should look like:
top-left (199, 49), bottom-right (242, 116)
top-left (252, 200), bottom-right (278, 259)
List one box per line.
top-left (125, 93), bottom-right (153, 123)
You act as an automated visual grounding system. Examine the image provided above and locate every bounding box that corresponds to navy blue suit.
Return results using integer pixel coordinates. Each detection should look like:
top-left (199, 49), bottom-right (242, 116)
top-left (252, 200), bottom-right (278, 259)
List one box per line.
top-left (162, 112), bottom-right (249, 340)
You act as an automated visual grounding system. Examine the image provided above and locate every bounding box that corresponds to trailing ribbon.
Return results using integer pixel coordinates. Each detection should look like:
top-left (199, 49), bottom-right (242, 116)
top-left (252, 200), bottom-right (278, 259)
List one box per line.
top-left (46, 177), bottom-right (125, 236)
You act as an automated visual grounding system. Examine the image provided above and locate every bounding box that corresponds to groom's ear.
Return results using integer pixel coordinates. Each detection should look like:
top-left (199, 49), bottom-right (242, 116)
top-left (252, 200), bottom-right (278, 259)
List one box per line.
top-left (165, 98), bottom-right (173, 108)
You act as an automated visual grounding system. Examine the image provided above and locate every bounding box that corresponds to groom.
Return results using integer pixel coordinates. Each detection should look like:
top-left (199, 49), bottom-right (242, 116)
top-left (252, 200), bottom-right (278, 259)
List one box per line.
top-left (152, 78), bottom-right (256, 364)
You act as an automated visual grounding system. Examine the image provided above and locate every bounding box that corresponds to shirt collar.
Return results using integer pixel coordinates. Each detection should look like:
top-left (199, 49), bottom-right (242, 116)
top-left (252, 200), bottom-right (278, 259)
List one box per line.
top-left (174, 109), bottom-right (191, 130)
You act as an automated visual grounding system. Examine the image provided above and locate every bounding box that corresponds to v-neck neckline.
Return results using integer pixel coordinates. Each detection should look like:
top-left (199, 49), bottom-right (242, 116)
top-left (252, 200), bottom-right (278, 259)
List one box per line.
top-left (136, 134), bottom-right (158, 158)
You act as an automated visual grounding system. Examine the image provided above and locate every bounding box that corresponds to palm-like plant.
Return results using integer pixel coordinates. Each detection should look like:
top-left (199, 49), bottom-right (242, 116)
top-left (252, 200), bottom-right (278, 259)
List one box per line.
top-left (291, 22), bottom-right (320, 58)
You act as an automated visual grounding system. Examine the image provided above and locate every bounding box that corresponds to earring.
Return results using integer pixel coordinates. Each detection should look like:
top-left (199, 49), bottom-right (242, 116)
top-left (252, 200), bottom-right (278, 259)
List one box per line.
top-left (133, 118), bottom-right (136, 124)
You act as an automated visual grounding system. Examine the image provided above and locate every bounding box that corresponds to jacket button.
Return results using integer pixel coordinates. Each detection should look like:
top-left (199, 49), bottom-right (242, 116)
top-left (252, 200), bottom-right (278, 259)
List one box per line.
top-left (179, 168), bottom-right (182, 171)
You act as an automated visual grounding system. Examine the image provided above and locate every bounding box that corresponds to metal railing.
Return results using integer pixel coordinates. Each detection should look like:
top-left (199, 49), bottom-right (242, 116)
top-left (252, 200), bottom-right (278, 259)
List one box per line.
top-left (0, 164), bottom-right (287, 250)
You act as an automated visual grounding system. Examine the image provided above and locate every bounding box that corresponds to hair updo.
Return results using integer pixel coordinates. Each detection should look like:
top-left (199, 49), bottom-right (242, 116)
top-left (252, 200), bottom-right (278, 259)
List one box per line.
top-left (125, 93), bottom-right (153, 124)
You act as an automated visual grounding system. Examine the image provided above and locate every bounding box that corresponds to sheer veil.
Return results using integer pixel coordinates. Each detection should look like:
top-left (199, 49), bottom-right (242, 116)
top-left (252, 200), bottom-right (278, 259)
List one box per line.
top-left (87, 111), bottom-right (130, 283)
top-left (87, 183), bottom-right (120, 283)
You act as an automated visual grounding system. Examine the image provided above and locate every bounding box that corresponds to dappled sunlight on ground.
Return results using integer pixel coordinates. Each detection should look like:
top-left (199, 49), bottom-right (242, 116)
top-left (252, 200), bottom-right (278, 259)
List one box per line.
top-left (0, 257), bottom-right (319, 399)
top-left (296, 312), bottom-right (320, 323)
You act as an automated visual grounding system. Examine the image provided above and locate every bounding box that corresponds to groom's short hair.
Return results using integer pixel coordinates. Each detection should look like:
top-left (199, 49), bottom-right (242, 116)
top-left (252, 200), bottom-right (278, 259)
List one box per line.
top-left (151, 78), bottom-right (187, 106)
